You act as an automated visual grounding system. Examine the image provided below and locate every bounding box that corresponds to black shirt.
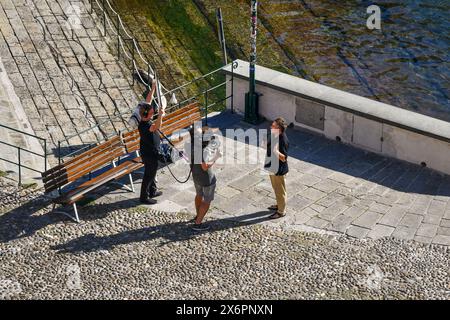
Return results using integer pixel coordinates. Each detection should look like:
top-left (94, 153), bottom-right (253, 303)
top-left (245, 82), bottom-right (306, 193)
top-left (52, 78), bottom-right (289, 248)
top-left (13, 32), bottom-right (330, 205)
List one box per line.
top-left (265, 132), bottom-right (289, 176)
top-left (138, 120), bottom-right (161, 159)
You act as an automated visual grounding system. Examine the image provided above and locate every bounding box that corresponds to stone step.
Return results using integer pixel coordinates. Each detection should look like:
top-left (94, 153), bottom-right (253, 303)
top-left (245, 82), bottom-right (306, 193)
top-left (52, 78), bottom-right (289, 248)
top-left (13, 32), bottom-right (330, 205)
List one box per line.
top-left (0, 0), bottom-right (138, 169)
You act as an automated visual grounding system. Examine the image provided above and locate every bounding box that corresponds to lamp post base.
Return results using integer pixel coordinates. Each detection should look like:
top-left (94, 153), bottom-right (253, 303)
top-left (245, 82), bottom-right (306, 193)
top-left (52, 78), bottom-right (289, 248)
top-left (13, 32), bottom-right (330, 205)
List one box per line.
top-left (244, 91), bottom-right (264, 125)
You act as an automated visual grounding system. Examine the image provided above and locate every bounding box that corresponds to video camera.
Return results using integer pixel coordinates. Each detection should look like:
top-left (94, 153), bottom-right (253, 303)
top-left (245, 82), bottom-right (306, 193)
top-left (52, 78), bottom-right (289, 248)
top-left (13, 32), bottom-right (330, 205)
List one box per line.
top-left (202, 133), bottom-right (221, 151)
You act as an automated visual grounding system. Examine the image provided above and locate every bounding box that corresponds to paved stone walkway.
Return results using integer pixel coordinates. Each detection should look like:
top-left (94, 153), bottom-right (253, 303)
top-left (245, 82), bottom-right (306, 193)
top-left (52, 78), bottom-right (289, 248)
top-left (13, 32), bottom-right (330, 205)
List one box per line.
top-left (95, 112), bottom-right (450, 246)
top-left (0, 0), bottom-right (139, 165)
top-left (0, 0), bottom-right (449, 247)
top-left (0, 1), bottom-right (448, 299)
top-left (1, 177), bottom-right (449, 299)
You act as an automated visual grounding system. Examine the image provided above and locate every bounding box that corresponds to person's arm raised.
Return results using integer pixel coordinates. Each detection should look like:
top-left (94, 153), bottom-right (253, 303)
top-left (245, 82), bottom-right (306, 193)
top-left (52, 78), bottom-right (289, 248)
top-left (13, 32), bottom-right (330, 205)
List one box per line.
top-left (145, 79), bottom-right (157, 103)
top-left (149, 81), bottom-right (166, 132)
top-left (151, 107), bottom-right (165, 132)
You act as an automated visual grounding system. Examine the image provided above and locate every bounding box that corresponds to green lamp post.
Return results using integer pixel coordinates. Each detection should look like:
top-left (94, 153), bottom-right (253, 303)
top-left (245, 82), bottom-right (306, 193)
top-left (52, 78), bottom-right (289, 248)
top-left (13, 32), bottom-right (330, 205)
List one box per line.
top-left (244, 0), bottom-right (261, 124)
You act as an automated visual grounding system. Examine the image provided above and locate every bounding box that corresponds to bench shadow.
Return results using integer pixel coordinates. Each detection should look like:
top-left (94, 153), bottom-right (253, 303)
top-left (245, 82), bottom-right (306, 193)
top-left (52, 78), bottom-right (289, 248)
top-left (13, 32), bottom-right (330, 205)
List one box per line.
top-left (207, 111), bottom-right (450, 197)
top-left (51, 210), bottom-right (272, 254)
top-left (0, 157), bottom-right (180, 244)
top-left (0, 195), bottom-right (61, 243)
top-left (0, 173), bottom-right (144, 243)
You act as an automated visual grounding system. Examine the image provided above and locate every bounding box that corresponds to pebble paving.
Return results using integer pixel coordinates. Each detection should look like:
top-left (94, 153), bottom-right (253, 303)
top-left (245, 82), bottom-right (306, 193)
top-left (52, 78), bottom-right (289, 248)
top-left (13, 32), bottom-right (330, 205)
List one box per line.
top-left (0, 178), bottom-right (449, 299)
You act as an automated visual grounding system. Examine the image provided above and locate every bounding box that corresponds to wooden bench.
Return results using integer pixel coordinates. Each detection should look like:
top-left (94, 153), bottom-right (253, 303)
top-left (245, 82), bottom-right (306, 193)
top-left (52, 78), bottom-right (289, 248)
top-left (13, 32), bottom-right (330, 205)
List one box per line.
top-left (41, 102), bottom-right (202, 222)
top-left (160, 102), bottom-right (201, 137)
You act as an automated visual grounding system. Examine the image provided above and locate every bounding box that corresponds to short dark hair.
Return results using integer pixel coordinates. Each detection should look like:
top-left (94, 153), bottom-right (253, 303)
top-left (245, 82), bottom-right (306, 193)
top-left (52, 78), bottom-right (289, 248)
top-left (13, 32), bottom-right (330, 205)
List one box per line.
top-left (274, 117), bottom-right (287, 133)
top-left (139, 101), bottom-right (157, 120)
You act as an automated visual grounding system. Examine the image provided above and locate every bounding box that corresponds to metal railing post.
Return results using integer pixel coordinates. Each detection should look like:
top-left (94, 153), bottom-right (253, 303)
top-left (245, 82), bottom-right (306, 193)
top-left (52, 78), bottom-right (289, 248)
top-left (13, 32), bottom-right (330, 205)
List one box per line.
top-left (44, 139), bottom-right (47, 172)
top-left (231, 61), bottom-right (235, 113)
top-left (131, 41), bottom-right (135, 86)
top-left (117, 16), bottom-right (121, 59)
top-left (17, 147), bottom-right (21, 186)
top-left (102, 0), bottom-right (106, 36)
top-left (216, 8), bottom-right (228, 65)
top-left (205, 90), bottom-right (208, 126)
top-left (58, 141), bottom-right (61, 165)
top-left (147, 64), bottom-right (151, 89)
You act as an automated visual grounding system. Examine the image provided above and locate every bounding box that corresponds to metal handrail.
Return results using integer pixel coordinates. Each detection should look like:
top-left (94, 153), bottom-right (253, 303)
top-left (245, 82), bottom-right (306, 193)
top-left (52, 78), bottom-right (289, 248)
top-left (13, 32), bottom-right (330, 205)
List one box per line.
top-left (162, 62), bottom-right (235, 97)
top-left (53, 1), bottom-right (238, 163)
top-left (56, 61), bottom-right (238, 163)
top-left (0, 123), bottom-right (47, 185)
top-left (88, 0), bottom-right (168, 93)
top-left (57, 110), bottom-right (132, 162)
top-left (0, 123), bottom-right (47, 142)
top-left (60, 108), bottom-right (132, 146)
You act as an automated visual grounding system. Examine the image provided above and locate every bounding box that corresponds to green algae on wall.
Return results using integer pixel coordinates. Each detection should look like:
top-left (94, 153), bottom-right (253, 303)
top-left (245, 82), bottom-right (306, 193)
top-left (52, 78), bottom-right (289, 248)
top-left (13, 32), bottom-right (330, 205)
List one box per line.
top-left (113, 0), bottom-right (227, 111)
top-left (113, 1), bottom-right (222, 81)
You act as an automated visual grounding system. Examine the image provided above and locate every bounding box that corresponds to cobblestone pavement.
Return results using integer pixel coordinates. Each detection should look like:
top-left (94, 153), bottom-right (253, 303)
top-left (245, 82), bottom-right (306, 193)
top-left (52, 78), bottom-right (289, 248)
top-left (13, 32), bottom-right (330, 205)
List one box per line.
top-left (0, 0), bottom-right (139, 165)
top-left (0, 178), bottom-right (449, 299)
top-left (97, 112), bottom-right (450, 246)
top-left (0, 0), bottom-right (449, 300)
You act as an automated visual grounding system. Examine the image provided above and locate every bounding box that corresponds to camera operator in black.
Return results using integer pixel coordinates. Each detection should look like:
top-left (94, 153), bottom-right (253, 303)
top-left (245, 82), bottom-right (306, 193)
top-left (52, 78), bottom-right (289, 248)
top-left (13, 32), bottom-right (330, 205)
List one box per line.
top-left (138, 80), bottom-right (165, 205)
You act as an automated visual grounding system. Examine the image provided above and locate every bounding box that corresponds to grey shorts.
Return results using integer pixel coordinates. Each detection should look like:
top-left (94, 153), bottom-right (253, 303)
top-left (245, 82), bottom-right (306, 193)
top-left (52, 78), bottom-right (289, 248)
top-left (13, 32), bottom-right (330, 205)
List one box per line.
top-left (194, 182), bottom-right (216, 203)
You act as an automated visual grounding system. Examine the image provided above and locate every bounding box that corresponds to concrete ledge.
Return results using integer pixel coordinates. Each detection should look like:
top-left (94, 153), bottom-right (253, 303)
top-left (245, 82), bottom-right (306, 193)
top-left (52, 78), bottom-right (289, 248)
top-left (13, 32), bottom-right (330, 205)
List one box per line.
top-left (223, 60), bottom-right (450, 144)
top-left (223, 60), bottom-right (450, 175)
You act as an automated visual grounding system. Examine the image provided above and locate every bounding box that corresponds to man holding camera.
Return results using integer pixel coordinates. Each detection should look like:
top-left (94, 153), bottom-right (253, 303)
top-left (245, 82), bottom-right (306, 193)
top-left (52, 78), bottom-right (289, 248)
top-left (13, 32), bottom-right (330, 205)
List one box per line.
top-left (138, 80), bottom-right (165, 205)
top-left (188, 125), bottom-right (221, 231)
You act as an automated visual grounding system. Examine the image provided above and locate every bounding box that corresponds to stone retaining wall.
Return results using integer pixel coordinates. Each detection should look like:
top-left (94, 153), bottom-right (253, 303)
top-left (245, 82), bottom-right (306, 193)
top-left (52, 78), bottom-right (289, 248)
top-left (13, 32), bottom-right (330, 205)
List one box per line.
top-left (0, 0), bottom-right (140, 166)
top-left (223, 60), bottom-right (450, 175)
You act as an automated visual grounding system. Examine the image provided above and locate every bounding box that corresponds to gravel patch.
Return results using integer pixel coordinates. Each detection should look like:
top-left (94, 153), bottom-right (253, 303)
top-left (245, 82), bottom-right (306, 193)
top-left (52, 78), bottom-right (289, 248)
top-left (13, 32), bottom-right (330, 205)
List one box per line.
top-left (0, 178), bottom-right (449, 300)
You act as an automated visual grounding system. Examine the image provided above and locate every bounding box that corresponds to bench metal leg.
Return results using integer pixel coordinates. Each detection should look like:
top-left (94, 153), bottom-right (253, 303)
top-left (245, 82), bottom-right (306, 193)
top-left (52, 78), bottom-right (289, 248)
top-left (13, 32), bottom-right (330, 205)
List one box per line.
top-left (110, 173), bottom-right (135, 193)
top-left (73, 204), bottom-right (80, 223)
top-left (111, 180), bottom-right (134, 192)
top-left (51, 203), bottom-right (81, 223)
top-left (128, 174), bottom-right (135, 193)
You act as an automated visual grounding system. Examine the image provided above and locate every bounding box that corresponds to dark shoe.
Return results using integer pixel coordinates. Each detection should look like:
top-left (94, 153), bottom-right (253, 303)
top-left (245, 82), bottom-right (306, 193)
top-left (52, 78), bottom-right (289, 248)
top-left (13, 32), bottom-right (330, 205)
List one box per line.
top-left (191, 223), bottom-right (210, 231)
top-left (268, 205), bottom-right (278, 211)
top-left (269, 212), bottom-right (285, 219)
top-left (140, 198), bottom-right (157, 205)
top-left (149, 191), bottom-right (163, 198)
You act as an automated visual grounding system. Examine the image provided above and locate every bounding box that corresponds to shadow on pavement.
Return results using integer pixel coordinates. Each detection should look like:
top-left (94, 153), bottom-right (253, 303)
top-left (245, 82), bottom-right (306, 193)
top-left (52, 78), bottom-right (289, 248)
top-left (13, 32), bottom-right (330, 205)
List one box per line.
top-left (51, 210), bottom-right (272, 254)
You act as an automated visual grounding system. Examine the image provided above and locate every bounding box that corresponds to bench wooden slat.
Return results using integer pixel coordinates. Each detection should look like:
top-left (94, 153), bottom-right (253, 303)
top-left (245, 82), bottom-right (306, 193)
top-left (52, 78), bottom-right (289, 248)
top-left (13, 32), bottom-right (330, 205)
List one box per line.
top-left (44, 147), bottom-right (126, 192)
top-left (43, 139), bottom-right (124, 185)
top-left (161, 113), bottom-right (201, 132)
top-left (43, 143), bottom-right (123, 183)
top-left (62, 138), bottom-right (123, 170)
top-left (122, 129), bottom-right (139, 141)
top-left (43, 142), bottom-right (125, 184)
top-left (162, 113), bottom-right (202, 136)
top-left (161, 107), bottom-right (200, 127)
top-left (125, 140), bottom-right (140, 154)
top-left (56, 157), bottom-right (143, 205)
top-left (43, 137), bottom-right (122, 179)
top-left (44, 148), bottom-right (125, 192)
top-left (164, 102), bottom-right (199, 120)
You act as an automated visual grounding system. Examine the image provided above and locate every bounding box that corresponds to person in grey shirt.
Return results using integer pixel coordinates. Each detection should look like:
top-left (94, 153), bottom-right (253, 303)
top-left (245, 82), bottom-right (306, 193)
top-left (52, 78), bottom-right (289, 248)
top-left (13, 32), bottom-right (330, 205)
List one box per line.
top-left (187, 125), bottom-right (221, 231)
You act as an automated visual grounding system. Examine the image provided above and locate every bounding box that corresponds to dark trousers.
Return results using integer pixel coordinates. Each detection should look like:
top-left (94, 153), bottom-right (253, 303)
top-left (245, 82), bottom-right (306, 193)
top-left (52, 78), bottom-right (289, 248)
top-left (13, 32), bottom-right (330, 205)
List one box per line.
top-left (140, 156), bottom-right (158, 200)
